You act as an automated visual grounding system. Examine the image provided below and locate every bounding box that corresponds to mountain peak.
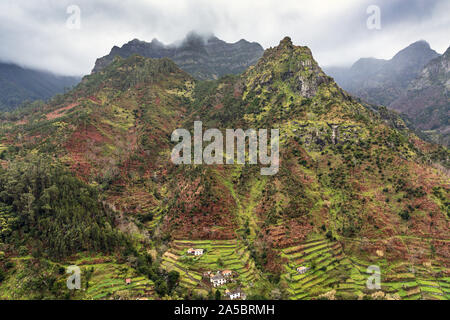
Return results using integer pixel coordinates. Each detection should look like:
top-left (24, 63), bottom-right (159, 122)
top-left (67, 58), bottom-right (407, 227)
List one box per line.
top-left (126, 38), bottom-right (147, 47)
top-left (92, 33), bottom-right (264, 79)
top-left (182, 31), bottom-right (212, 46)
top-left (392, 40), bottom-right (439, 63)
top-left (150, 38), bottom-right (164, 47)
top-left (279, 36), bottom-right (294, 49)
top-left (443, 45), bottom-right (450, 57)
top-left (246, 37), bottom-right (333, 99)
top-left (3, 28), bottom-right (450, 302)
top-left (262, 37), bottom-right (313, 60)
top-left (409, 39), bottom-right (431, 48)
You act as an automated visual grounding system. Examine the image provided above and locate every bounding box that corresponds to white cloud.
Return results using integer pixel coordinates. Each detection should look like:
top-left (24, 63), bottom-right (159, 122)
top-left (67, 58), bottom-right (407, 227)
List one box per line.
top-left (0, 0), bottom-right (448, 76)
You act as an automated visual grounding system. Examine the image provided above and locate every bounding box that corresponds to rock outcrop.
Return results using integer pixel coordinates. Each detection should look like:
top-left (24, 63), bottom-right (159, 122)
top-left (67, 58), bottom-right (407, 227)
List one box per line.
top-left (391, 46), bottom-right (450, 146)
top-left (92, 32), bottom-right (264, 80)
top-left (325, 41), bottom-right (440, 107)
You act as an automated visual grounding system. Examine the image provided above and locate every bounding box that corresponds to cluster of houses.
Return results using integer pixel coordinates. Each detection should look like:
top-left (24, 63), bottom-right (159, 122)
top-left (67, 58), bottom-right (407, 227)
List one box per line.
top-left (210, 272), bottom-right (227, 287)
top-left (187, 248), bottom-right (204, 256)
top-left (201, 270), bottom-right (245, 299)
top-left (203, 270), bottom-right (234, 287)
top-left (184, 248), bottom-right (246, 300)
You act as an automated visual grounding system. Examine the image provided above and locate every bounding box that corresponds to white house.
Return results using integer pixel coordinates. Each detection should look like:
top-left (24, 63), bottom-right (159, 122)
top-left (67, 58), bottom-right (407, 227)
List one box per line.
top-left (194, 249), bottom-right (204, 256)
top-left (210, 272), bottom-right (226, 287)
top-left (187, 248), bottom-right (204, 256)
top-left (225, 289), bottom-right (243, 300)
top-left (229, 291), bottom-right (241, 300)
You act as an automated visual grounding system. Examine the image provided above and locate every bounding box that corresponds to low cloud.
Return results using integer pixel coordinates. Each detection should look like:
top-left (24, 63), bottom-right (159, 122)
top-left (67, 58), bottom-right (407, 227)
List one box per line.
top-left (0, 0), bottom-right (448, 76)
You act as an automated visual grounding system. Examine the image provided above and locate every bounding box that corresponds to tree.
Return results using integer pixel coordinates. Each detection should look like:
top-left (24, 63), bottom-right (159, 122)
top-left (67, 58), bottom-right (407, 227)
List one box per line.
top-left (215, 289), bottom-right (221, 300)
top-left (0, 155), bottom-right (129, 258)
top-left (0, 268), bottom-right (5, 282)
top-left (155, 279), bottom-right (168, 297)
top-left (168, 270), bottom-right (180, 292)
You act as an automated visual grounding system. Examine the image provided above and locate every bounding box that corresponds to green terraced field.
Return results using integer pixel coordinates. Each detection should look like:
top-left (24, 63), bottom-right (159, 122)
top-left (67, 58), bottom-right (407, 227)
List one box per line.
top-left (280, 237), bottom-right (450, 300)
top-left (83, 264), bottom-right (154, 300)
top-left (0, 254), bottom-right (155, 300)
top-left (280, 237), bottom-right (355, 300)
top-left (161, 239), bottom-right (261, 295)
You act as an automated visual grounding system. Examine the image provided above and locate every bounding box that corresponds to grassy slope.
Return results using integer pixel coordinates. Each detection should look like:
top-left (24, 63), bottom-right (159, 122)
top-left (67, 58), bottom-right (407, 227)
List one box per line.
top-left (0, 40), bottom-right (448, 300)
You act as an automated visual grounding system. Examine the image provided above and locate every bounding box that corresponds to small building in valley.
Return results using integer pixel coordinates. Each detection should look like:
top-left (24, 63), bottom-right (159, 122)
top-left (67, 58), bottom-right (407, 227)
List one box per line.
top-left (210, 272), bottom-right (226, 287)
top-left (187, 248), bottom-right (204, 256)
top-left (225, 289), bottom-right (244, 300)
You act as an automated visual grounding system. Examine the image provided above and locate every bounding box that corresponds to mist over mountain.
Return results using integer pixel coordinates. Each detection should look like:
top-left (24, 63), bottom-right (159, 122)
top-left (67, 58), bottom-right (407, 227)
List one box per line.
top-left (92, 32), bottom-right (264, 80)
top-left (1, 36), bottom-right (448, 300)
top-left (325, 41), bottom-right (440, 107)
top-left (325, 40), bottom-right (449, 146)
top-left (0, 62), bottom-right (81, 111)
top-left (391, 46), bottom-right (450, 146)
top-left (0, 0), bottom-right (449, 304)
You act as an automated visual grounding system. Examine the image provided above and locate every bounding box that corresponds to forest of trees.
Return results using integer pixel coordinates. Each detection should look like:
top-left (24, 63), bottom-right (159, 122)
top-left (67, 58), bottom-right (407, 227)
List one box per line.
top-left (0, 155), bottom-right (186, 298)
top-left (0, 155), bottom-right (128, 258)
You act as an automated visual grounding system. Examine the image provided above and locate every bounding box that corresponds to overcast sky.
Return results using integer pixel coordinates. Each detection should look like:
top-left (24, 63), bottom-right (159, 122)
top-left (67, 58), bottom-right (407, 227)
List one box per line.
top-left (0, 0), bottom-right (448, 76)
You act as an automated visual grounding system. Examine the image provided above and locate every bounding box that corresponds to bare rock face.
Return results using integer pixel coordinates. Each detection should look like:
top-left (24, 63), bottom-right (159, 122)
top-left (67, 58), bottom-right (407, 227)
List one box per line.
top-left (92, 32), bottom-right (264, 80)
top-left (325, 41), bottom-right (440, 107)
top-left (326, 40), bottom-right (448, 146)
top-left (391, 46), bottom-right (450, 146)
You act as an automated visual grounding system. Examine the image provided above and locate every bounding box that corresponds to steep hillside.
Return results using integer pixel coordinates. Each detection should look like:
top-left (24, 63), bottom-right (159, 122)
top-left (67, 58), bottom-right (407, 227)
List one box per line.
top-left (391, 46), bottom-right (450, 146)
top-left (0, 57), bottom-right (199, 300)
top-left (92, 32), bottom-right (264, 80)
top-left (325, 41), bottom-right (449, 147)
top-left (326, 41), bottom-right (440, 107)
top-left (0, 37), bottom-right (448, 300)
top-left (0, 62), bottom-right (80, 111)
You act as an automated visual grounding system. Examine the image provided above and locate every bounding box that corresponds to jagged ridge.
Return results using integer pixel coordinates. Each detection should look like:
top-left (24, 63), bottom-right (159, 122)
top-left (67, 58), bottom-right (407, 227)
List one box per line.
top-left (92, 32), bottom-right (264, 80)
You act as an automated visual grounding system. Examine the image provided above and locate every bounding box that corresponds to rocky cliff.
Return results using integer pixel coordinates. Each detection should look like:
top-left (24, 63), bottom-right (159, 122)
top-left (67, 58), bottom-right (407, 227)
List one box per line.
top-left (325, 40), bottom-right (448, 146)
top-left (391, 46), bottom-right (450, 146)
top-left (92, 32), bottom-right (264, 80)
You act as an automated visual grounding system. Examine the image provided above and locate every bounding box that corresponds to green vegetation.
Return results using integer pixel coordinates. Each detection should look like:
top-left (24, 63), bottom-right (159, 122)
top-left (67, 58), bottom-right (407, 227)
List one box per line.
top-left (0, 155), bottom-right (128, 258)
top-left (0, 37), bottom-right (448, 300)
